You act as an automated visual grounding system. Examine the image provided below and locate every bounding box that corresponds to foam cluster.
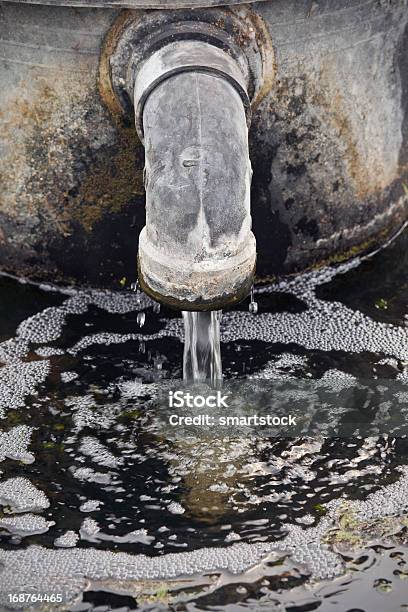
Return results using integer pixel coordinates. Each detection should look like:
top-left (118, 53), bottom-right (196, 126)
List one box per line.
top-left (68, 331), bottom-right (167, 356)
top-left (0, 542), bottom-right (271, 609)
top-left (78, 436), bottom-right (123, 468)
top-left (0, 361), bottom-right (49, 415)
top-left (270, 513), bottom-right (343, 580)
top-left (0, 478), bottom-right (49, 513)
top-left (69, 466), bottom-right (113, 485)
top-left (221, 304), bottom-right (407, 361)
top-left (350, 466), bottom-right (408, 520)
top-left (67, 395), bottom-right (119, 432)
top-left (17, 307), bottom-right (68, 344)
top-left (0, 425), bottom-right (34, 464)
top-left (0, 338), bottom-right (29, 364)
top-left (87, 289), bottom-right (153, 313)
top-left (54, 530), bottom-right (79, 548)
top-left (60, 371), bottom-right (78, 382)
top-left (0, 513), bottom-right (54, 537)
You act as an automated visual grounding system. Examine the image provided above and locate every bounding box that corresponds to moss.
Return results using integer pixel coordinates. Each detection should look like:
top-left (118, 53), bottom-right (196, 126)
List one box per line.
top-left (302, 223), bottom-right (400, 270)
top-left (42, 441), bottom-right (56, 449)
top-left (375, 298), bottom-right (388, 310)
top-left (374, 579), bottom-right (393, 593)
top-left (121, 409), bottom-right (140, 420)
top-left (255, 226), bottom-right (397, 285)
top-left (325, 502), bottom-right (408, 550)
top-left (67, 127), bottom-right (144, 233)
top-left (138, 583), bottom-right (170, 605)
top-left (6, 411), bottom-right (21, 425)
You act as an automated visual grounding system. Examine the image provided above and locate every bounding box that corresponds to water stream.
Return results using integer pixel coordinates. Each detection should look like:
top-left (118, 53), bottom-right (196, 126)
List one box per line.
top-left (182, 310), bottom-right (223, 385)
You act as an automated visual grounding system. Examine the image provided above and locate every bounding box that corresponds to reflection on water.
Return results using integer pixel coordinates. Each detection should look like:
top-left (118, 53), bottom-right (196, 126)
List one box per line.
top-left (0, 229), bottom-right (406, 610)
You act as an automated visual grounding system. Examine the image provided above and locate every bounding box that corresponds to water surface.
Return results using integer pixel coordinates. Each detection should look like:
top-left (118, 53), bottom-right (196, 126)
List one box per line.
top-left (0, 229), bottom-right (406, 610)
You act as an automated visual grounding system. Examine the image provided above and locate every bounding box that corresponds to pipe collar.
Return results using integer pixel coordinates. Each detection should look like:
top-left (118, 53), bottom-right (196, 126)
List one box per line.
top-left (102, 7), bottom-right (274, 125)
top-left (133, 40), bottom-right (251, 141)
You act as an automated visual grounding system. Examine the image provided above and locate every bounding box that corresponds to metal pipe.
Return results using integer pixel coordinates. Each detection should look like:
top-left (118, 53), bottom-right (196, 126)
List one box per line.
top-left (134, 41), bottom-right (256, 310)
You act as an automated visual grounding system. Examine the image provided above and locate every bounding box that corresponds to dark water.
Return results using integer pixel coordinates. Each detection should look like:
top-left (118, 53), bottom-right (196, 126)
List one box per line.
top-left (0, 229), bottom-right (406, 611)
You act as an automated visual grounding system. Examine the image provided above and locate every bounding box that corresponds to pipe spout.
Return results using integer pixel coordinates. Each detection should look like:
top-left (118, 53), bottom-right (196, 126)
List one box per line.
top-left (134, 41), bottom-right (256, 310)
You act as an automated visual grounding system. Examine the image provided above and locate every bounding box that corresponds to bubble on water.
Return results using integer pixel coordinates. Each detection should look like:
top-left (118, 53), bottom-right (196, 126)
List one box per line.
top-left (80, 517), bottom-right (100, 540)
top-left (209, 483), bottom-right (229, 493)
top-left (3, 289), bottom-right (149, 357)
top-left (35, 346), bottom-right (65, 358)
top-left (0, 338), bottom-right (30, 364)
top-left (88, 289), bottom-right (152, 314)
top-left (67, 395), bottom-right (120, 432)
top-left (221, 303), bottom-right (407, 361)
top-left (79, 500), bottom-right (103, 513)
top-left (395, 390), bottom-right (408, 404)
top-left (295, 514), bottom-right (315, 525)
top-left (78, 437), bottom-right (123, 469)
top-left (251, 353), bottom-right (308, 380)
top-left (225, 531), bottom-right (241, 542)
top-left (17, 307), bottom-right (68, 344)
top-left (350, 465), bottom-right (408, 520)
top-left (267, 466), bottom-right (408, 579)
top-left (60, 371), bottom-right (78, 383)
top-left (397, 367), bottom-right (408, 382)
top-left (316, 369), bottom-right (357, 392)
top-left (0, 542), bottom-right (271, 608)
top-left (269, 510), bottom-right (343, 579)
top-left (119, 378), bottom-right (148, 398)
top-left (0, 361), bottom-right (49, 415)
top-left (0, 426), bottom-right (34, 464)
top-left (0, 513), bottom-right (54, 537)
top-left (167, 501), bottom-right (185, 515)
top-left (0, 464), bottom-right (407, 603)
top-left (217, 260), bottom-right (408, 362)
top-left (280, 438), bottom-right (323, 462)
top-left (68, 331), bottom-right (166, 356)
top-left (69, 466), bottom-right (113, 486)
top-left (0, 478), bottom-right (49, 513)
top-left (54, 530), bottom-right (79, 548)
top-left (81, 525), bottom-right (155, 546)
top-left (378, 357), bottom-right (400, 368)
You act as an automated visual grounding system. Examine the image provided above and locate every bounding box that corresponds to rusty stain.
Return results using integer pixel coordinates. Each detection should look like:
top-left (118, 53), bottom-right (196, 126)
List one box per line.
top-left (230, 6), bottom-right (276, 111)
top-left (98, 9), bottom-right (141, 126)
top-left (311, 62), bottom-right (391, 200)
top-left (0, 68), bottom-right (144, 239)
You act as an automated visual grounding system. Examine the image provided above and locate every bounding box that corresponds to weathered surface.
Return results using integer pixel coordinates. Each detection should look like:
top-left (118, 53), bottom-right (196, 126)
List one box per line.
top-left (0, 3), bottom-right (145, 287)
top-left (137, 42), bottom-right (255, 309)
top-left (5, 0), bottom-right (266, 6)
top-left (0, 0), bottom-right (407, 288)
top-left (251, 0), bottom-right (408, 277)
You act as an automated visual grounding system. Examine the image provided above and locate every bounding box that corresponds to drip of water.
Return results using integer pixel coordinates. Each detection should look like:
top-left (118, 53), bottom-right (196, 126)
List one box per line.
top-left (182, 311), bottom-right (223, 385)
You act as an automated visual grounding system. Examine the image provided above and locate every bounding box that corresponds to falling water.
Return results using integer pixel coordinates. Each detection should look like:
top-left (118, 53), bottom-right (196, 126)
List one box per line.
top-left (182, 311), bottom-right (223, 385)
